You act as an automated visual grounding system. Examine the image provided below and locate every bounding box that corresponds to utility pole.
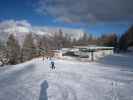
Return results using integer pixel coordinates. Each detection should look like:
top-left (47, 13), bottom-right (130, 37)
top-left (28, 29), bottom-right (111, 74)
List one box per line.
top-left (91, 49), bottom-right (94, 61)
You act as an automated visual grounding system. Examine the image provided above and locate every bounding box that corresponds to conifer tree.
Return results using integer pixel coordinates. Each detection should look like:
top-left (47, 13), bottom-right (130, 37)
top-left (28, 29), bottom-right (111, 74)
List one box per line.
top-left (22, 33), bottom-right (36, 61)
top-left (6, 34), bottom-right (21, 64)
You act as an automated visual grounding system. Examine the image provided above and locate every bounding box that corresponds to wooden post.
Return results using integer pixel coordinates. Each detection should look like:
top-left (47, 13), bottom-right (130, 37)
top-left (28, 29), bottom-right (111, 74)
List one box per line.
top-left (43, 52), bottom-right (45, 61)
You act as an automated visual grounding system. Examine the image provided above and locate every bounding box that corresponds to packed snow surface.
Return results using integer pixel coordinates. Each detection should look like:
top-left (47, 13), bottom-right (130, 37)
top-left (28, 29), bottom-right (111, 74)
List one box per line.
top-left (0, 53), bottom-right (133, 100)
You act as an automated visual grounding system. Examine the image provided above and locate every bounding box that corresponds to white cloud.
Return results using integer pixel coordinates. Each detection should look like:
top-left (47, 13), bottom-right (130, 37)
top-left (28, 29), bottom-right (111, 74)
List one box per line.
top-left (0, 20), bottom-right (31, 28)
top-left (0, 20), bottom-right (31, 33)
top-left (35, 0), bottom-right (133, 23)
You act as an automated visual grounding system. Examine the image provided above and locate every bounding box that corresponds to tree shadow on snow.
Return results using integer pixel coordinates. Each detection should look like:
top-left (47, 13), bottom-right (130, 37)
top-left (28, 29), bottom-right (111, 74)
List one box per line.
top-left (39, 80), bottom-right (49, 100)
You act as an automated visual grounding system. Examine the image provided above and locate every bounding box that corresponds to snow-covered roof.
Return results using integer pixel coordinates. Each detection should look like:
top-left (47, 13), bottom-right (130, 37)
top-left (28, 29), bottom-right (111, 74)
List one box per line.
top-left (73, 45), bottom-right (114, 50)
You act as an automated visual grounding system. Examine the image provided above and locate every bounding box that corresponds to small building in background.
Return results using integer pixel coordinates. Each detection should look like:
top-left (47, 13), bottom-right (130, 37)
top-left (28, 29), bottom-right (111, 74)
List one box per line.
top-left (53, 50), bottom-right (63, 58)
top-left (74, 45), bottom-right (114, 61)
top-left (54, 45), bottom-right (114, 61)
top-left (128, 46), bottom-right (133, 52)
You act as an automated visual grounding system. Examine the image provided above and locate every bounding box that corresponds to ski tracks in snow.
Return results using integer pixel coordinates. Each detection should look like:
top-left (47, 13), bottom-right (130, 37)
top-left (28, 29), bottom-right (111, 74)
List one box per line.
top-left (0, 58), bottom-right (133, 100)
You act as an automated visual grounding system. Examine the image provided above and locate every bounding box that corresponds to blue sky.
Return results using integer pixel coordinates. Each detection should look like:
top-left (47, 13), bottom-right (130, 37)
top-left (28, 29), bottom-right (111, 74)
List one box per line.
top-left (0, 0), bottom-right (132, 36)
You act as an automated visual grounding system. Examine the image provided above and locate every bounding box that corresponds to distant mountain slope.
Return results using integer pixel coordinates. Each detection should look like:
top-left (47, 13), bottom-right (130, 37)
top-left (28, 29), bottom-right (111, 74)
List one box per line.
top-left (0, 20), bottom-right (85, 44)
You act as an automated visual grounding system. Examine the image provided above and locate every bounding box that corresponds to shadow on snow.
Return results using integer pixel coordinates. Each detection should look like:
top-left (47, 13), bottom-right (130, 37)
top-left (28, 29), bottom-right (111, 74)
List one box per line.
top-left (39, 80), bottom-right (49, 100)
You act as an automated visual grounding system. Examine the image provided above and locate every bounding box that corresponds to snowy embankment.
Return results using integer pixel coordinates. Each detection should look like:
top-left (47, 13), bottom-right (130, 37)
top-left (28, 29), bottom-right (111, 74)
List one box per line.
top-left (0, 53), bottom-right (133, 100)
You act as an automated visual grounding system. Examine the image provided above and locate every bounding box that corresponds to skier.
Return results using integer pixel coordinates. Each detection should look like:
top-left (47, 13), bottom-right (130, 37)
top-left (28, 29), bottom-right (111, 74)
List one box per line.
top-left (50, 60), bottom-right (55, 70)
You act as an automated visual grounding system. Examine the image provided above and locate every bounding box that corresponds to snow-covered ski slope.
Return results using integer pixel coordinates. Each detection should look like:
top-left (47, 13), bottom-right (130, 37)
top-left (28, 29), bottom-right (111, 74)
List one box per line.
top-left (0, 53), bottom-right (133, 100)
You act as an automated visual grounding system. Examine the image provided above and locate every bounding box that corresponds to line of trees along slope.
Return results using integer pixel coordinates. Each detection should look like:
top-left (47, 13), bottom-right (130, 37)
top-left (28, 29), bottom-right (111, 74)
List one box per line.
top-left (0, 26), bottom-right (132, 66)
top-left (97, 33), bottom-right (118, 47)
top-left (0, 30), bottom-right (95, 66)
top-left (119, 25), bottom-right (133, 51)
top-left (0, 33), bottom-right (36, 65)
